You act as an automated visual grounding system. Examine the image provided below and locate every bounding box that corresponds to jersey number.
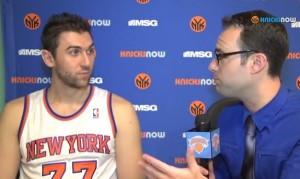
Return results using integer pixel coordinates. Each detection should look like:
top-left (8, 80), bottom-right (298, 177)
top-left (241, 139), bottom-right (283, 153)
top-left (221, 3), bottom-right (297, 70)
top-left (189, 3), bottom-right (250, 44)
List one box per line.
top-left (42, 160), bottom-right (96, 179)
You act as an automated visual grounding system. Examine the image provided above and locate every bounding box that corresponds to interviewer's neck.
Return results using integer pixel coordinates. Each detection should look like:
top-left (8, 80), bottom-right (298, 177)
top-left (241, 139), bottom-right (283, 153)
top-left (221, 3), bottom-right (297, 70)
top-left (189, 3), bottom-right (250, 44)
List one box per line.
top-left (242, 77), bottom-right (281, 113)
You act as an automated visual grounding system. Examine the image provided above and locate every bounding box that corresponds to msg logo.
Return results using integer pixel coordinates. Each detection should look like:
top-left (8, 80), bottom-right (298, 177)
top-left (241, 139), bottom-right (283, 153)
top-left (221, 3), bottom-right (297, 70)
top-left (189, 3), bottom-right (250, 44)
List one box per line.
top-left (128, 20), bottom-right (158, 27)
top-left (89, 77), bottom-right (103, 84)
top-left (18, 49), bottom-right (41, 56)
top-left (133, 104), bottom-right (158, 111)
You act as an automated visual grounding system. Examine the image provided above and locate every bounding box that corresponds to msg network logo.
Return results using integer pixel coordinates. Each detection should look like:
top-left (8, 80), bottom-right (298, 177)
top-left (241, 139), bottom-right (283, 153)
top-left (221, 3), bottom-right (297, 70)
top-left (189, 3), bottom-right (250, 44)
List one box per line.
top-left (141, 131), bottom-right (166, 139)
top-left (89, 77), bottom-right (103, 84)
top-left (182, 51), bottom-right (212, 58)
top-left (18, 49), bottom-right (41, 56)
top-left (128, 19), bottom-right (158, 27)
top-left (291, 21), bottom-right (300, 28)
top-left (175, 78), bottom-right (215, 86)
top-left (88, 19), bottom-right (111, 27)
top-left (133, 104), bottom-right (158, 112)
top-left (120, 50), bottom-right (166, 58)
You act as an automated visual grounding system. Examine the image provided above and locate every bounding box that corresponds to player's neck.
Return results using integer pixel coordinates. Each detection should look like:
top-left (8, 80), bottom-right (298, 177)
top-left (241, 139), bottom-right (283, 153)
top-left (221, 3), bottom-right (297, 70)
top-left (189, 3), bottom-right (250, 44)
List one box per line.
top-left (47, 83), bottom-right (91, 104)
top-left (45, 84), bottom-right (91, 116)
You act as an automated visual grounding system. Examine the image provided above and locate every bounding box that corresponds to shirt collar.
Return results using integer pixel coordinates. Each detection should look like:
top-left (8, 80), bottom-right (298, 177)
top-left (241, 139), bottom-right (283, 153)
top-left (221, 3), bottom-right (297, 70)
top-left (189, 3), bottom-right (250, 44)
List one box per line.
top-left (242, 86), bottom-right (288, 131)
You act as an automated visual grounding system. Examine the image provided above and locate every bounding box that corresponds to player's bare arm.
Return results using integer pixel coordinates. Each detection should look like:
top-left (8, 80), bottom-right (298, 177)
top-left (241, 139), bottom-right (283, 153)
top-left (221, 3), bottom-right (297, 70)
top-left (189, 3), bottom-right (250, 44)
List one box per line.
top-left (0, 97), bottom-right (24, 179)
top-left (112, 94), bottom-right (145, 179)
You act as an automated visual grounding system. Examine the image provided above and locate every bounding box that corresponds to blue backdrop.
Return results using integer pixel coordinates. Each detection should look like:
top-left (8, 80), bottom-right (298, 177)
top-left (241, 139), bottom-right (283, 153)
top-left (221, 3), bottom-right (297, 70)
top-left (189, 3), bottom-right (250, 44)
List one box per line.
top-left (2, 0), bottom-right (300, 166)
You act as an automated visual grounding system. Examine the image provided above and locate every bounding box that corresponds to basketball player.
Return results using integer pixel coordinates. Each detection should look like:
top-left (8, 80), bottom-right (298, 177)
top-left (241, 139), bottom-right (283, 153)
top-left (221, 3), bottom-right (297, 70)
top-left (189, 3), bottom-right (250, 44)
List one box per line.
top-left (0, 13), bottom-right (144, 179)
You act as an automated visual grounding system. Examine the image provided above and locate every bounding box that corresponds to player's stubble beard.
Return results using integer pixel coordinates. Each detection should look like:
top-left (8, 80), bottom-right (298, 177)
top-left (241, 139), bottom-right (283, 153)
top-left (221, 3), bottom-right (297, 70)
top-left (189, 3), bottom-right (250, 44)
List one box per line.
top-left (55, 67), bottom-right (92, 89)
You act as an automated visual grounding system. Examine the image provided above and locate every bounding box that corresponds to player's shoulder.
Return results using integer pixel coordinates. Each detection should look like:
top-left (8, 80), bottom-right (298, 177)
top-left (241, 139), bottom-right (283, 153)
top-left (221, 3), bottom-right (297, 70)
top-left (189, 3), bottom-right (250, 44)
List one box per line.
top-left (2, 97), bottom-right (25, 115)
top-left (0, 96), bottom-right (26, 132)
top-left (111, 93), bottom-right (133, 109)
top-left (93, 86), bottom-right (134, 112)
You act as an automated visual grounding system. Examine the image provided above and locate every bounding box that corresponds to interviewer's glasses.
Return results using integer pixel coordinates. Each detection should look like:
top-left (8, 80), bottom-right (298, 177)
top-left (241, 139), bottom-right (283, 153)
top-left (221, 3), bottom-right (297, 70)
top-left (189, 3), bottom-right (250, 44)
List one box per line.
top-left (214, 50), bottom-right (259, 64)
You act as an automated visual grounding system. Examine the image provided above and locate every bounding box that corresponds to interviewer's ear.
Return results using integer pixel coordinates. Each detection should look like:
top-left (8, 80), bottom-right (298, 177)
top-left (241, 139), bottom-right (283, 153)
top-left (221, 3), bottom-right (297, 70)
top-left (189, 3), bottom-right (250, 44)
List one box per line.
top-left (249, 53), bottom-right (268, 74)
top-left (41, 49), bottom-right (55, 68)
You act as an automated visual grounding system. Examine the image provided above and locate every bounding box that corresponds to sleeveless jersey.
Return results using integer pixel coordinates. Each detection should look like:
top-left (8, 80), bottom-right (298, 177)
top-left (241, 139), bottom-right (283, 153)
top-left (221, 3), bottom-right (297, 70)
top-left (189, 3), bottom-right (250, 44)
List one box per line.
top-left (18, 86), bottom-right (118, 179)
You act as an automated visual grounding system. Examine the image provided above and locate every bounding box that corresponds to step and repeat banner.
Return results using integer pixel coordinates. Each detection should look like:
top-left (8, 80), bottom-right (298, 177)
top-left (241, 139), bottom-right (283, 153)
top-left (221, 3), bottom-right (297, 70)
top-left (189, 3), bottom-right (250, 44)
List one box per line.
top-left (2, 0), bottom-right (300, 166)
top-left (0, 2), bottom-right (5, 111)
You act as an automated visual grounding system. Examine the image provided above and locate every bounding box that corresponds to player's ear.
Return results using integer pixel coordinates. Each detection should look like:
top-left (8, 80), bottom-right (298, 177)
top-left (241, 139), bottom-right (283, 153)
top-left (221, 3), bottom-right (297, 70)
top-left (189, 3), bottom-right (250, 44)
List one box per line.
top-left (41, 49), bottom-right (55, 68)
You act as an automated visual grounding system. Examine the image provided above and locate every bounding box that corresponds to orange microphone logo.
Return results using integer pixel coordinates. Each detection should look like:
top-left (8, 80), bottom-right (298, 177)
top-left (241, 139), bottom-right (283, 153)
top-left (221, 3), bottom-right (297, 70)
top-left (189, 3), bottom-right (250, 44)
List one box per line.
top-left (251, 15), bottom-right (260, 24)
top-left (190, 16), bottom-right (206, 32)
top-left (137, 0), bottom-right (150, 4)
top-left (189, 136), bottom-right (209, 153)
top-left (189, 100), bottom-right (206, 116)
top-left (24, 13), bottom-right (41, 30)
top-left (135, 73), bottom-right (151, 90)
top-left (296, 76), bottom-right (300, 90)
top-left (212, 133), bottom-right (220, 151)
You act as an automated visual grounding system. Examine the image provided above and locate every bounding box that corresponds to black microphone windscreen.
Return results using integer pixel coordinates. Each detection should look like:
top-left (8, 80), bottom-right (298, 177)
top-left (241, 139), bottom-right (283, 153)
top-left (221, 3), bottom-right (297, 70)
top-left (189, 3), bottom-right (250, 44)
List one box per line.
top-left (195, 114), bottom-right (210, 131)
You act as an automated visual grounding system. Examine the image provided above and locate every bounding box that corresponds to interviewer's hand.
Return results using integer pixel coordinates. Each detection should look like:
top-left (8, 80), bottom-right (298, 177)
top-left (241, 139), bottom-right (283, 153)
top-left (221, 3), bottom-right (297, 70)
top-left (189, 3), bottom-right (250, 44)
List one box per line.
top-left (139, 148), bottom-right (215, 179)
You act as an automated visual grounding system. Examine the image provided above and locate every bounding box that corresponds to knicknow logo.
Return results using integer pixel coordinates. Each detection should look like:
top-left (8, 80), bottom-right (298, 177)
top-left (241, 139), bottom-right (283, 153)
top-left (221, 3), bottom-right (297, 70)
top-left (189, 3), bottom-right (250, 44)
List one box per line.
top-left (296, 76), bottom-right (300, 90)
top-left (287, 52), bottom-right (300, 60)
top-left (24, 13), bottom-right (41, 30)
top-left (174, 157), bottom-right (187, 164)
top-left (120, 50), bottom-right (166, 58)
top-left (251, 15), bottom-right (297, 24)
top-left (135, 73), bottom-right (151, 90)
top-left (11, 76), bottom-right (103, 85)
top-left (175, 78), bottom-right (215, 86)
top-left (251, 16), bottom-right (260, 24)
top-left (141, 131), bottom-right (166, 139)
top-left (11, 76), bottom-right (51, 84)
top-left (88, 19), bottom-right (111, 27)
top-left (189, 100), bottom-right (206, 116)
top-left (136, 0), bottom-right (150, 4)
top-left (190, 16), bottom-right (206, 32)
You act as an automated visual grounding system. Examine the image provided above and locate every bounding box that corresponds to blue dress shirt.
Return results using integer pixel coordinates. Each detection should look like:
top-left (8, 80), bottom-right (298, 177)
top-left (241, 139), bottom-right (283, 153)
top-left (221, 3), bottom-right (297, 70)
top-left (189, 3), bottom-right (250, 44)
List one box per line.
top-left (214, 86), bottom-right (300, 179)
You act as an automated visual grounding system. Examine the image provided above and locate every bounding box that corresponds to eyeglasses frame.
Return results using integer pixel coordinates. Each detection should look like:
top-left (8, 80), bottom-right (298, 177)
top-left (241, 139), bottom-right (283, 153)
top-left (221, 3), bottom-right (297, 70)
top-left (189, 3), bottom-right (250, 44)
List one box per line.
top-left (214, 50), bottom-right (260, 64)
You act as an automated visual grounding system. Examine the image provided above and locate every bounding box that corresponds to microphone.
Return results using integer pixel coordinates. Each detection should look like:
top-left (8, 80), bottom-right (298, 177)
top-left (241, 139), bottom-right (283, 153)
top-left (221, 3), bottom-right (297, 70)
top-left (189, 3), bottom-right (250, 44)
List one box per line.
top-left (194, 114), bottom-right (211, 169)
top-left (186, 113), bottom-right (219, 169)
top-left (186, 97), bottom-right (240, 169)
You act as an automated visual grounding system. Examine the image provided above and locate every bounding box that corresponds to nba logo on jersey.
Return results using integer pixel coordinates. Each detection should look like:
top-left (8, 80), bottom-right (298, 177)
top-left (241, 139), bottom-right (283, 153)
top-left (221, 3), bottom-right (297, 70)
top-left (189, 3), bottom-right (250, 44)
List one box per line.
top-left (93, 108), bottom-right (99, 118)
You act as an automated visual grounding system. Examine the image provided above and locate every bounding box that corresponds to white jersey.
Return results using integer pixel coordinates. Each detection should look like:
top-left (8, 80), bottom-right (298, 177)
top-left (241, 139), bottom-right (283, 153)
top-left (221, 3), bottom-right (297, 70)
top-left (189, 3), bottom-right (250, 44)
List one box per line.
top-left (18, 86), bottom-right (117, 179)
